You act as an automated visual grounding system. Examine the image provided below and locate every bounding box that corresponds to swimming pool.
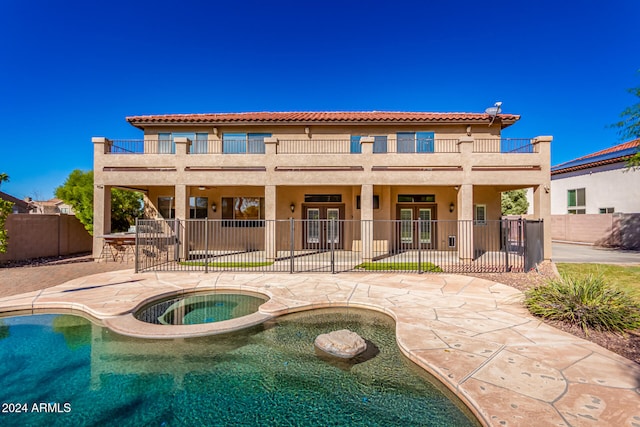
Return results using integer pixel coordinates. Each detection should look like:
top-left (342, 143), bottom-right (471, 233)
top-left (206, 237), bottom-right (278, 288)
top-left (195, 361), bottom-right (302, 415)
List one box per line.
top-left (0, 309), bottom-right (479, 426)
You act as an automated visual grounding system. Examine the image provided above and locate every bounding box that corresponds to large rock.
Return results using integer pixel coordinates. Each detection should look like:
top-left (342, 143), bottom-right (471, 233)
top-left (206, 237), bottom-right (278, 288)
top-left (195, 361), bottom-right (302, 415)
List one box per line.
top-left (314, 329), bottom-right (367, 359)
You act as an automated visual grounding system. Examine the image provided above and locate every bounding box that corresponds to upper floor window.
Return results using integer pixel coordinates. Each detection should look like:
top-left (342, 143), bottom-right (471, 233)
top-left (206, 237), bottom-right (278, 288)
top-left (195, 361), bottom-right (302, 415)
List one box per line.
top-left (373, 136), bottom-right (388, 153)
top-left (223, 133), bottom-right (270, 154)
top-left (156, 132), bottom-right (209, 154)
top-left (191, 133), bottom-right (209, 154)
top-left (158, 133), bottom-right (174, 154)
top-left (567, 188), bottom-right (585, 214)
top-left (350, 135), bottom-right (389, 153)
top-left (599, 207), bottom-right (614, 214)
top-left (350, 136), bottom-right (362, 153)
top-left (396, 132), bottom-right (434, 153)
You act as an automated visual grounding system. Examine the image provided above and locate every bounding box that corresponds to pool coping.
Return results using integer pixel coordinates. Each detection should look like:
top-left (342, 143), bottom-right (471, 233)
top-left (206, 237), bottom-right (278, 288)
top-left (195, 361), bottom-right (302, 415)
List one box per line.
top-left (0, 270), bottom-right (638, 426)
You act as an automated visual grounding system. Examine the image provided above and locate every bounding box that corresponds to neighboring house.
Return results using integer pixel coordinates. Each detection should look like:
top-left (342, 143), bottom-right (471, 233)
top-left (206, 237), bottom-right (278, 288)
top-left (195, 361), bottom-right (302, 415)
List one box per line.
top-left (93, 111), bottom-right (552, 263)
top-left (29, 198), bottom-right (75, 215)
top-left (0, 191), bottom-right (34, 214)
top-left (551, 139), bottom-right (640, 215)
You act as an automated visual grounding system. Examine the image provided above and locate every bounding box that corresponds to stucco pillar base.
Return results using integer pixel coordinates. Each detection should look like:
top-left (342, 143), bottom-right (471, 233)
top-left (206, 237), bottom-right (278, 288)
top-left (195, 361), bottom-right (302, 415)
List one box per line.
top-left (457, 184), bottom-right (474, 261)
top-left (264, 185), bottom-right (277, 261)
top-left (175, 185), bottom-right (189, 261)
top-left (360, 184), bottom-right (374, 262)
top-left (93, 184), bottom-right (111, 261)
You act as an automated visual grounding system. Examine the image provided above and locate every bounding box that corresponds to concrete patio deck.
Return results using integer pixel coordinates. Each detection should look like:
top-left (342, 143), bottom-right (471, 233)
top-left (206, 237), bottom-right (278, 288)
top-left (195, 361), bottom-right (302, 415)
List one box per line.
top-left (0, 270), bottom-right (638, 426)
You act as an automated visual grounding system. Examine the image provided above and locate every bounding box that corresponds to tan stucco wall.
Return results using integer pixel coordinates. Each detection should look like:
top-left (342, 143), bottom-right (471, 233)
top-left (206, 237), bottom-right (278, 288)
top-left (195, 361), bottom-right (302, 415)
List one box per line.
top-left (0, 214), bottom-right (92, 262)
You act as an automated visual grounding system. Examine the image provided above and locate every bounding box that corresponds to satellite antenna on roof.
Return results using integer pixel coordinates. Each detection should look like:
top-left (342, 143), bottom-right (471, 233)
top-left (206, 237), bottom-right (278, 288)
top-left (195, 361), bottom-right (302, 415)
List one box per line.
top-left (485, 101), bottom-right (502, 126)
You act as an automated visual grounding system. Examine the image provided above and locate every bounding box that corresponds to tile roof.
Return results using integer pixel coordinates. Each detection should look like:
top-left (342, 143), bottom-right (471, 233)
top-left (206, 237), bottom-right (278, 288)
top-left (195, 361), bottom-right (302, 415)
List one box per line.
top-left (551, 139), bottom-right (640, 175)
top-left (0, 191), bottom-right (33, 212)
top-left (126, 111), bottom-right (520, 129)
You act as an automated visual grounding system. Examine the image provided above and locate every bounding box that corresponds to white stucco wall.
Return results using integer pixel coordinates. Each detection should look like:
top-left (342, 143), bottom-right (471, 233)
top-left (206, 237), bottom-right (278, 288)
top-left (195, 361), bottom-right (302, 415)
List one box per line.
top-left (550, 162), bottom-right (640, 214)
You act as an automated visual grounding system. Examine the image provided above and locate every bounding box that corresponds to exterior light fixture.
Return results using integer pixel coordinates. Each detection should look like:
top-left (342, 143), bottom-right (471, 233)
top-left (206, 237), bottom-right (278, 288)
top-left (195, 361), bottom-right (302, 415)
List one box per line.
top-left (290, 203), bottom-right (295, 213)
top-left (211, 203), bottom-right (217, 212)
top-left (449, 202), bottom-right (455, 213)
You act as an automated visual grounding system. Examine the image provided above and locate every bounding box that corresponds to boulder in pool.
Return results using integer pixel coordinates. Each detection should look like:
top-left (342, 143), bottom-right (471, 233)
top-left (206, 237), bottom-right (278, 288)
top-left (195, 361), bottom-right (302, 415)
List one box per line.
top-left (314, 329), bottom-right (367, 359)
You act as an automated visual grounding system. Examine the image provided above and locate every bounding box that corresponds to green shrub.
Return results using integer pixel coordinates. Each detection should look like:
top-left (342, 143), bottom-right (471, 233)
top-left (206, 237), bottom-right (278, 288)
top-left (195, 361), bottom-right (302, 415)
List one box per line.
top-left (524, 275), bottom-right (640, 334)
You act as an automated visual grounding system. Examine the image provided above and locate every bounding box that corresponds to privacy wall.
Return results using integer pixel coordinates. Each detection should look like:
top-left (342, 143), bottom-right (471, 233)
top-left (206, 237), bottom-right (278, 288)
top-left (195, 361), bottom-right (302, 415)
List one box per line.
top-left (0, 214), bottom-right (92, 262)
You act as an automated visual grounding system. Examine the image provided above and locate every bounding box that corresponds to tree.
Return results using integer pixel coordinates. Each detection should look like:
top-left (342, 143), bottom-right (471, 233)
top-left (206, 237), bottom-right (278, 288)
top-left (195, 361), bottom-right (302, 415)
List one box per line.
top-left (612, 77), bottom-right (640, 169)
top-left (0, 173), bottom-right (8, 190)
top-left (501, 189), bottom-right (529, 215)
top-left (0, 173), bottom-right (13, 253)
top-left (55, 170), bottom-right (143, 235)
top-left (0, 199), bottom-right (12, 253)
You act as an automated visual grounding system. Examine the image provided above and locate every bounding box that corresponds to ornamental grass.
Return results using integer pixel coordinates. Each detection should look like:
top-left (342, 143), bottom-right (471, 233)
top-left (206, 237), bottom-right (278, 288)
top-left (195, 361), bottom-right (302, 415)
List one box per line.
top-left (524, 274), bottom-right (640, 334)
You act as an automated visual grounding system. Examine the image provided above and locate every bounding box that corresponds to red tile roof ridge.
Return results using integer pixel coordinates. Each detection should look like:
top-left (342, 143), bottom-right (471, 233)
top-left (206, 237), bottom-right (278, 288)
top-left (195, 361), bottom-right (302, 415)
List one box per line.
top-left (572, 138), bottom-right (640, 161)
top-left (554, 138), bottom-right (640, 168)
top-left (126, 111), bottom-right (520, 128)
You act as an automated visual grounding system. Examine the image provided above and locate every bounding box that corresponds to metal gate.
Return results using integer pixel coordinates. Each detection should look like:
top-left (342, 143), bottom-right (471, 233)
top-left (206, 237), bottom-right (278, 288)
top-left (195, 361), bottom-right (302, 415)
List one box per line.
top-left (524, 219), bottom-right (544, 271)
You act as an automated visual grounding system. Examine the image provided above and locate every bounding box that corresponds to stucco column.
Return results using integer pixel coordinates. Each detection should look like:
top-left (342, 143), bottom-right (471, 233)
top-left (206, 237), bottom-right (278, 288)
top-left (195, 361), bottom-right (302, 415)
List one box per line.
top-left (457, 184), bottom-right (474, 260)
top-left (264, 185), bottom-right (277, 261)
top-left (174, 136), bottom-right (191, 155)
top-left (175, 184), bottom-right (189, 260)
top-left (360, 136), bottom-right (374, 155)
top-left (533, 184), bottom-right (552, 261)
top-left (264, 137), bottom-right (278, 155)
top-left (92, 184), bottom-right (111, 260)
top-left (360, 184), bottom-right (374, 262)
top-left (533, 136), bottom-right (553, 261)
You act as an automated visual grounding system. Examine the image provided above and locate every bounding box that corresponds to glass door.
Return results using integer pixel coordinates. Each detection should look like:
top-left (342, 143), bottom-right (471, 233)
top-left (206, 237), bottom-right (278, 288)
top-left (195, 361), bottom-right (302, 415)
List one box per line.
top-left (419, 208), bottom-right (432, 244)
top-left (400, 209), bottom-right (413, 244)
top-left (306, 208), bottom-right (320, 244)
top-left (327, 208), bottom-right (340, 245)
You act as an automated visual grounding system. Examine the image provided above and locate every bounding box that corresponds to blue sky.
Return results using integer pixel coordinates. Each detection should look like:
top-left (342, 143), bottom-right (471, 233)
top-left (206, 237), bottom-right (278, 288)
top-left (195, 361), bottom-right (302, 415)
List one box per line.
top-left (1, 0), bottom-right (639, 199)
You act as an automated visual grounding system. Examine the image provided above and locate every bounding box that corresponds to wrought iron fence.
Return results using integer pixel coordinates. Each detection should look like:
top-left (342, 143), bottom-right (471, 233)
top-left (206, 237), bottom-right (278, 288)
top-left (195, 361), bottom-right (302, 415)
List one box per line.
top-left (108, 139), bottom-right (176, 154)
top-left (134, 218), bottom-right (543, 274)
top-left (473, 138), bottom-right (536, 153)
top-left (276, 139), bottom-right (462, 154)
top-left (107, 138), bottom-right (537, 155)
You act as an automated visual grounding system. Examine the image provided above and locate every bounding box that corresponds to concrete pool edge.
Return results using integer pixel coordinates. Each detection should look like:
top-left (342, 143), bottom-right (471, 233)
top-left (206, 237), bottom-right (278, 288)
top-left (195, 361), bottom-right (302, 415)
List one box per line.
top-left (0, 270), bottom-right (638, 427)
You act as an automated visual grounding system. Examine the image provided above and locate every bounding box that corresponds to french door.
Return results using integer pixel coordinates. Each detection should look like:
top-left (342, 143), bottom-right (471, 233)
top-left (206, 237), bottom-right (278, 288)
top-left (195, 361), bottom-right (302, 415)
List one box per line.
top-left (396, 205), bottom-right (436, 248)
top-left (303, 205), bottom-right (344, 249)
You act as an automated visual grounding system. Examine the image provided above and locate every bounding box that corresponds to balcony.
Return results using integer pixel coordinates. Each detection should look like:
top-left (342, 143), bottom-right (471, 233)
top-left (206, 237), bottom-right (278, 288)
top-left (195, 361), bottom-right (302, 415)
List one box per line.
top-left (104, 138), bottom-right (538, 155)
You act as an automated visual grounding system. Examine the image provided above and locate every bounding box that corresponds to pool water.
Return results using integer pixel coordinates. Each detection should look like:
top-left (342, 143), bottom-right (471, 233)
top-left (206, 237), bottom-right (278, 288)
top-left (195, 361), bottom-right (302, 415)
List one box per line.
top-left (0, 309), bottom-right (479, 426)
top-left (135, 292), bottom-right (267, 325)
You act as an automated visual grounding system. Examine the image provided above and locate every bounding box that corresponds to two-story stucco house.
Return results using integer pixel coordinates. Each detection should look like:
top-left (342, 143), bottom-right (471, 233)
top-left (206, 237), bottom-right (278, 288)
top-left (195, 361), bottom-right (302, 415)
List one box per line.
top-left (93, 111), bottom-right (552, 271)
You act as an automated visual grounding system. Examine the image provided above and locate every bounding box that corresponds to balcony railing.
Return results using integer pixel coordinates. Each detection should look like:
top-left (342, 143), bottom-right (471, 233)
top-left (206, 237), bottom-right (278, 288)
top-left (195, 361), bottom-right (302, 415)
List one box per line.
top-left (108, 139), bottom-right (180, 154)
top-left (277, 138), bottom-right (461, 154)
top-left (473, 138), bottom-right (536, 153)
top-left (106, 138), bottom-right (537, 155)
top-left (277, 139), bottom-right (351, 154)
